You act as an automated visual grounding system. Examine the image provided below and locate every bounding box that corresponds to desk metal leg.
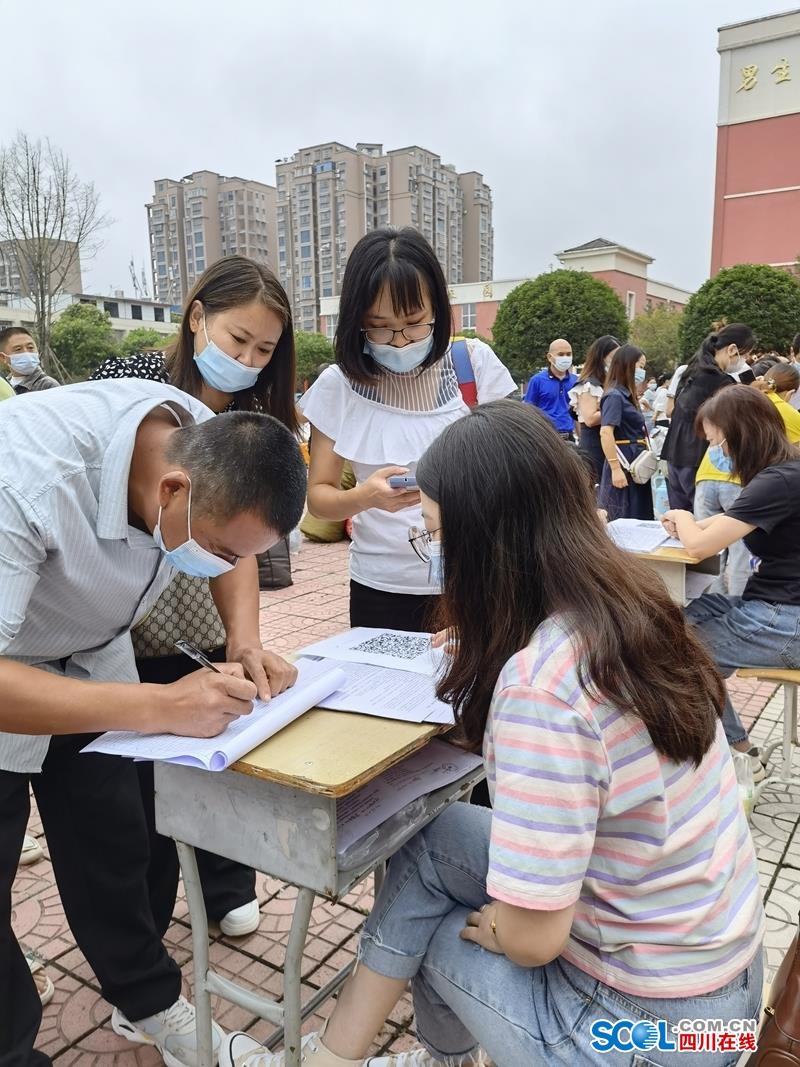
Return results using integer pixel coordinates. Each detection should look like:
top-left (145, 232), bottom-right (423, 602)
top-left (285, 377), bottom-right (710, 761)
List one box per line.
top-left (177, 841), bottom-right (215, 1067)
top-left (282, 888), bottom-right (315, 1067)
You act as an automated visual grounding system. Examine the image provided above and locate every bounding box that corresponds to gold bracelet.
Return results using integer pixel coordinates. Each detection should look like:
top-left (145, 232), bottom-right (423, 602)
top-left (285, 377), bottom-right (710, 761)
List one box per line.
top-left (490, 917), bottom-right (497, 937)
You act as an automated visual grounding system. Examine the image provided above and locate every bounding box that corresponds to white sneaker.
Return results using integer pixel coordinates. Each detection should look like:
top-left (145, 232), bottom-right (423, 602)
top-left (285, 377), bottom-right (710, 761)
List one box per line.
top-left (366, 1051), bottom-right (444, 1066)
top-left (736, 747), bottom-right (766, 784)
top-left (111, 995), bottom-right (226, 1067)
top-left (19, 834), bottom-right (44, 866)
top-left (367, 1051), bottom-right (486, 1066)
top-left (220, 1031), bottom-right (483, 1067)
top-left (219, 899), bottom-right (260, 937)
top-left (220, 1031), bottom-right (320, 1067)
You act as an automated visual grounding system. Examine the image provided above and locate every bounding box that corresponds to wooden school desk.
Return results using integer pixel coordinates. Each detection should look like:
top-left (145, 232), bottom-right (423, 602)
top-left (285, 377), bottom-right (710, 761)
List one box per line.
top-left (632, 545), bottom-right (720, 605)
top-left (154, 708), bottom-right (484, 1067)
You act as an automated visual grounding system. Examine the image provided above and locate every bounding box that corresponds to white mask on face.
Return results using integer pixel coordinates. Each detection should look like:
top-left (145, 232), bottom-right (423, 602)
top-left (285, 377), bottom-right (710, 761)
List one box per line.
top-left (365, 334), bottom-right (434, 374)
top-left (553, 355), bottom-right (573, 372)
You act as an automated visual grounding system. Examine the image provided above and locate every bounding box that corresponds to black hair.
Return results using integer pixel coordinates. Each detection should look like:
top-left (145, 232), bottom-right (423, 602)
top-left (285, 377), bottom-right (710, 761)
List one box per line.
top-left (604, 343), bottom-right (644, 405)
top-left (791, 332), bottom-right (800, 356)
top-left (334, 227), bottom-right (452, 385)
top-left (415, 400), bottom-right (725, 765)
top-left (691, 323), bottom-right (755, 372)
top-left (164, 411), bottom-right (306, 536)
top-left (656, 373), bottom-right (668, 387)
top-left (165, 256), bottom-right (299, 434)
top-left (751, 357), bottom-right (779, 378)
top-left (0, 326), bottom-right (34, 350)
top-left (580, 335), bottom-right (619, 386)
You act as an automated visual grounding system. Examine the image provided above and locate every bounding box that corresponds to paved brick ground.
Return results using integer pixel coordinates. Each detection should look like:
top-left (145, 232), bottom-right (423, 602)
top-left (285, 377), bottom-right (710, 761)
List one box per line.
top-left (14, 538), bottom-right (800, 1064)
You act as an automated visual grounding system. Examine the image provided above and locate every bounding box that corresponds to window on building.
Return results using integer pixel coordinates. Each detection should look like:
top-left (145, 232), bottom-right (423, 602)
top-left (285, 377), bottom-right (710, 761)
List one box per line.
top-left (154, 307), bottom-right (165, 322)
top-left (301, 276), bottom-right (313, 290)
top-left (131, 304), bottom-right (143, 320)
top-left (461, 303), bottom-right (476, 330)
top-left (104, 301), bottom-right (120, 318)
top-left (626, 291), bottom-right (636, 319)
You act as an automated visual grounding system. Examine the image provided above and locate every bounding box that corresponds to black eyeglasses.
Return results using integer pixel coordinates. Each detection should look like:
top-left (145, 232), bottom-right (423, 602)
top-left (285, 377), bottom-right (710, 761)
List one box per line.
top-left (362, 322), bottom-right (435, 345)
top-left (408, 525), bottom-right (440, 562)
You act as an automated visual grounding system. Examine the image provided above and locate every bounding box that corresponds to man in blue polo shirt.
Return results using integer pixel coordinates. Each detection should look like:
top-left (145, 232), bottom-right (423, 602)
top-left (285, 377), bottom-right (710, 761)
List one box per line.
top-left (522, 338), bottom-right (578, 439)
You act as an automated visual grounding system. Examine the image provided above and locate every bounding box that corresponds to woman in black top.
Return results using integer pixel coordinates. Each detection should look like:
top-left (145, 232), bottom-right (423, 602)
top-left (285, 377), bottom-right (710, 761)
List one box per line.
top-left (661, 323), bottom-right (755, 510)
top-left (664, 385), bottom-right (800, 775)
top-left (597, 344), bottom-right (653, 520)
top-left (92, 256), bottom-right (299, 938)
top-left (569, 334), bottom-right (619, 485)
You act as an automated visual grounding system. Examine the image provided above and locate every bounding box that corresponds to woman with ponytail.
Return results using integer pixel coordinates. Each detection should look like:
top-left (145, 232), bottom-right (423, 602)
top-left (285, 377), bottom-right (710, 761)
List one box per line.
top-left (662, 324), bottom-right (755, 509)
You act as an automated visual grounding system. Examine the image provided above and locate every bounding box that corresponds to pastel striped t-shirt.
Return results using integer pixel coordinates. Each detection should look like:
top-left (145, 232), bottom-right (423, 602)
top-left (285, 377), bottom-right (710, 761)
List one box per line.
top-left (483, 616), bottom-right (764, 998)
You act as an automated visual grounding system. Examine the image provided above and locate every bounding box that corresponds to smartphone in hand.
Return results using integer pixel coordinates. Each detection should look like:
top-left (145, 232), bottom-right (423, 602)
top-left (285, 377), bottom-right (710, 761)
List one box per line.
top-left (388, 474), bottom-right (418, 489)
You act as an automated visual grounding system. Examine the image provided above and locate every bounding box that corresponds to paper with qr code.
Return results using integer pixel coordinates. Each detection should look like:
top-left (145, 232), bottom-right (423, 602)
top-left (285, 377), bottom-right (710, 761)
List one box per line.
top-left (298, 627), bottom-right (445, 677)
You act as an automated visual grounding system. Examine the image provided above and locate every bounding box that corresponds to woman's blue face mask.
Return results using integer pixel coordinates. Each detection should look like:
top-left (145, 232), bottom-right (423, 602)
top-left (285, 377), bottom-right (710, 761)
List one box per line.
top-left (707, 439), bottom-right (734, 475)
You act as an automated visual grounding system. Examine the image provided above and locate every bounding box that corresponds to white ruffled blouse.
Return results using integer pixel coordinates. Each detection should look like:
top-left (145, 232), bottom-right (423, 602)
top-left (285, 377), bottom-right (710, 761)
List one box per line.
top-left (299, 361), bottom-right (469, 595)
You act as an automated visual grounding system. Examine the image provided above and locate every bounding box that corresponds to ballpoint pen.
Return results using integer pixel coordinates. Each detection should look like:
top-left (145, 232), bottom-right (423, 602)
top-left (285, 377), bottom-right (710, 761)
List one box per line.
top-left (174, 639), bottom-right (223, 674)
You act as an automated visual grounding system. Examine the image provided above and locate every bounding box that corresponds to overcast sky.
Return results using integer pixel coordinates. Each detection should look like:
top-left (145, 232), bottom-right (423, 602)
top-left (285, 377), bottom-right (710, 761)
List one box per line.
top-left (3, 0), bottom-right (786, 297)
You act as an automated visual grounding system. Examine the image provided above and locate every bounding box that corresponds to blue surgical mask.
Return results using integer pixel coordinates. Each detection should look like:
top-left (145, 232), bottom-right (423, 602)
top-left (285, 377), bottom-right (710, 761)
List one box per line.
top-left (427, 539), bottom-right (443, 591)
top-left (634, 367), bottom-right (647, 385)
top-left (153, 478), bottom-right (237, 578)
top-left (193, 318), bottom-right (261, 393)
top-left (9, 352), bottom-right (40, 375)
top-left (553, 355), bottom-right (573, 372)
top-left (708, 442), bottom-right (734, 475)
top-left (366, 334), bottom-right (434, 374)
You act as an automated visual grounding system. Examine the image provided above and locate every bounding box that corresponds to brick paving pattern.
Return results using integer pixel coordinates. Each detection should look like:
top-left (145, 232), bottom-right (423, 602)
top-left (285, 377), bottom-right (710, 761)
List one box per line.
top-left (14, 539), bottom-right (800, 1063)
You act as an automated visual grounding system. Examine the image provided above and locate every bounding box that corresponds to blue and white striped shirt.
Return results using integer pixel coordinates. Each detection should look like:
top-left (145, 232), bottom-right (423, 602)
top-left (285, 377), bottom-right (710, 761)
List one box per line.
top-left (0, 378), bottom-right (213, 772)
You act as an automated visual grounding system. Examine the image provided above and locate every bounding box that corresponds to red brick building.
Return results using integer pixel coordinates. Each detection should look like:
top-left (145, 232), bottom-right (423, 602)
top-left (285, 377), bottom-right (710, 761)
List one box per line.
top-left (712, 9), bottom-right (800, 273)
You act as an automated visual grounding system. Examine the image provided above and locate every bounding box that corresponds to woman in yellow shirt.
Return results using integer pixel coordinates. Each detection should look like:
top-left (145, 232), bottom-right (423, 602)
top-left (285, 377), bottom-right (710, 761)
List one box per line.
top-left (754, 364), bottom-right (800, 441)
top-left (694, 363), bottom-right (800, 595)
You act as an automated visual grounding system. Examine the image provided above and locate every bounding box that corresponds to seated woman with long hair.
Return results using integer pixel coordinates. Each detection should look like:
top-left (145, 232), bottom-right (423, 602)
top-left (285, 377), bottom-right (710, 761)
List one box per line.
top-left (222, 401), bottom-right (764, 1067)
top-left (664, 384), bottom-right (800, 778)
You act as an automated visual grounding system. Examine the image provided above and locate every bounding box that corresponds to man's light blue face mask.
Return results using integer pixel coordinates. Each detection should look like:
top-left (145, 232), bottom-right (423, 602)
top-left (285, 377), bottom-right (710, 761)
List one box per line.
top-left (153, 478), bottom-right (238, 578)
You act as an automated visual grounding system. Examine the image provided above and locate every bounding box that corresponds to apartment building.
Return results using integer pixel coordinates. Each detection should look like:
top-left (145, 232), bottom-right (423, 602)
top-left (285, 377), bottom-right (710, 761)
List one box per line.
top-left (0, 239), bottom-right (83, 301)
top-left (146, 171), bottom-right (277, 305)
top-left (275, 142), bottom-right (493, 332)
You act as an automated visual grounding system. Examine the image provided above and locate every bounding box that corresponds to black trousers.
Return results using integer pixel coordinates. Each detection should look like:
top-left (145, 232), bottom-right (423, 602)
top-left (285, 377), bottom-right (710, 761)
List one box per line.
top-left (135, 651), bottom-right (256, 934)
top-left (667, 463), bottom-right (697, 511)
top-left (349, 581), bottom-right (491, 808)
top-left (349, 580), bottom-right (438, 632)
top-left (1, 737), bottom-right (181, 1067)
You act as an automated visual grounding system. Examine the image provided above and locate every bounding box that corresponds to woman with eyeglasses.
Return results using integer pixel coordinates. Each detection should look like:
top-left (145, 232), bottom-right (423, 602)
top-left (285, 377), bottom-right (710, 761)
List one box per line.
top-left (221, 401), bottom-right (763, 1067)
top-left (299, 227), bottom-right (514, 631)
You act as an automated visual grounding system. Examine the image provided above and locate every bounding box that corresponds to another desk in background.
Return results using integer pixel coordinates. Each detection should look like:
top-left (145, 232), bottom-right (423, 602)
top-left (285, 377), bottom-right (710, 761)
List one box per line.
top-left (154, 708), bottom-right (483, 1067)
top-left (634, 545), bottom-right (720, 605)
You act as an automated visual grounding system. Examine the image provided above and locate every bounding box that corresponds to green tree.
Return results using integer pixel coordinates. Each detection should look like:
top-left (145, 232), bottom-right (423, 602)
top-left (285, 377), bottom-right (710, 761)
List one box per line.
top-left (117, 327), bottom-right (170, 356)
top-left (628, 305), bottom-right (683, 377)
top-left (491, 270), bottom-right (629, 382)
top-left (294, 330), bottom-right (334, 387)
top-left (50, 303), bottom-right (117, 379)
top-left (679, 264), bottom-right (800, 359)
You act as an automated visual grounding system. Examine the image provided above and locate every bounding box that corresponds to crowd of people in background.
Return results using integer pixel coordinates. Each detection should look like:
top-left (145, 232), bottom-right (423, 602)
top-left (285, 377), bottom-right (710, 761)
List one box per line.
top-left (3, 234), bottom-right (800, 1066)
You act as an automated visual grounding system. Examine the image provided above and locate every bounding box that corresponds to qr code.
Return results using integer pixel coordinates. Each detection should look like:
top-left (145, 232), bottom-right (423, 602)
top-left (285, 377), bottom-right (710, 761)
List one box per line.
top-left (353, 633), bottom-right (430, 660)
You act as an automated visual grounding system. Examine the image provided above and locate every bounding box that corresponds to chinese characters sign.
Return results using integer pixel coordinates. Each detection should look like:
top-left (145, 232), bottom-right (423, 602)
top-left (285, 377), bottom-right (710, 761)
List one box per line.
top-left (737, 57), bottom-right (792, 91)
